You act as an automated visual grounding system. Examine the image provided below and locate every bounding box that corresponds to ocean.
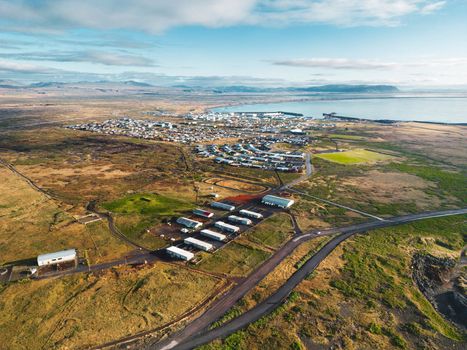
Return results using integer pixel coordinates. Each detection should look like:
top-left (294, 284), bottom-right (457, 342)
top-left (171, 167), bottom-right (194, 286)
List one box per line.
top-left (213, 95), bottom-right (467, 124)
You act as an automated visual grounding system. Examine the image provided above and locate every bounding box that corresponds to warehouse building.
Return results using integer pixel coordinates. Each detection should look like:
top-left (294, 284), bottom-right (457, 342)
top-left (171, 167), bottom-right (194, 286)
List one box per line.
top-left (210, 201), bottom-right (236, 211)
top-left (201, 229), bottom-right (227, 241)
top-left (262, 194), bottom-right (295, 208)
top-left (166, 246), bottom-right (195, 261)
top-left (37, 249), bottom-right (77, 267)
top-left (176, 217), bottom-right (203, 229)
top-left (184, 237), bottom-right (213, 251)
top-left (193, 208), bottom-right (214, 219)
top-left (215, 221), bottom-right (240, 233)
top-left (228, 215), bottom-right (252, 225)
top-left (239, 209), bottom-right (263, 219)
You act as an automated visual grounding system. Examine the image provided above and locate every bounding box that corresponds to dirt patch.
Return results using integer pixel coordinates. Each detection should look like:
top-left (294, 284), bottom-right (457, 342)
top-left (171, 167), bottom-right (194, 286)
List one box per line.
top-left (18, 164), bottom-right (132, 181)
top-left (216, 179), bottom-right (266, 193)
top-left (223, 194), bottom-right (262, 205)
top-left (342, 170), bottom-right (440, 207)
top-left (365, 122), bottom-right (467, 167)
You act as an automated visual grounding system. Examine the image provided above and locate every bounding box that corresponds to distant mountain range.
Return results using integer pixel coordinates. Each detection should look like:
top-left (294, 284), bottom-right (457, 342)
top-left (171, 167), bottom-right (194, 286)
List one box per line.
top-left (292, 84), bottom-right (399, 93)
top-left (0, 79), bottom-right (399, 94)
top-left (180, 84), bottom-right (399, 94)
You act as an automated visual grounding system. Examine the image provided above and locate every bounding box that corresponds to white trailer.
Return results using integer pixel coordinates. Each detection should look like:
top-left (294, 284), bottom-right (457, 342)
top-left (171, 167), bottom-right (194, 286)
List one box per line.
top-left (166, 246), bottom-right (195, 261)
top-left (239, 209), bottom-right (263, 219)
top-left (37, 249), bottom-right (77, 267)
top-left (215, 221), bottom-right (240, 233)
top-left (184, 237), bottom-right (213, 251)
top-left (201, 229), bottom-right (227, 242)
top-left (210, 201), bottom-right (236, 211)
top-left (176, 217), bottom-right (203, 229)
top-left (228, 215), bottom-right (252, 225)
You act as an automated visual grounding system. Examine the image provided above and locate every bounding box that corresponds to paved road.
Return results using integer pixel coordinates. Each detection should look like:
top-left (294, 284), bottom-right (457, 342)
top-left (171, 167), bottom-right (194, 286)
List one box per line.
top-left (277, 152), bottom-right (312, 191)
top-left (152, 208), bottom-right (467, 350)
top-left (35, 252), bottom-right (157, 280)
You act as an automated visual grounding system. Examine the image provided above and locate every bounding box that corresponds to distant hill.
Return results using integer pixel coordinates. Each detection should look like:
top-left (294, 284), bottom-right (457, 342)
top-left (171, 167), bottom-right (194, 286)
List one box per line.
top-left (28, 82), bottom-right (66, 88)
top-left (122, 80), bottom-right (153, 87)
top-left (292, 84), bottom-right (399, 93)
top-left (0, 79), bottom-right (25, 88)
top-left (211, 85), bottom-right (275, 93)
top-left (192, 84), bottom-right (399, 94)
top-left (0, 80), bottom-right (398, 94)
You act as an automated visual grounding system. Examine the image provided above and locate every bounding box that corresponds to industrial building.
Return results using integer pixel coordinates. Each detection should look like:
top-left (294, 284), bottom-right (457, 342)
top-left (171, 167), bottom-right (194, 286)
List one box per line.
top-left (210, 201), bottom-right (236, 211)
top-left (201, 229), bottom-right (227, 241)
top-left (193, 208), bottom-right (214, 219)
top-left (37, 249), bottom-right (77, 267)
top-left (239, 209), bottom-right (263, 219)
top-left (166, 246), bottom-right (195, 261)
top-left (228, 215), bottom-right (252, 225)
top-left (262, 194), bottom-right (295, 208)
top-left (184, 237), bottom-right (214, 251)
top-left (215, 221), bottom-right (240, 233)
top-left (176, 217), bottom-right (203, 229)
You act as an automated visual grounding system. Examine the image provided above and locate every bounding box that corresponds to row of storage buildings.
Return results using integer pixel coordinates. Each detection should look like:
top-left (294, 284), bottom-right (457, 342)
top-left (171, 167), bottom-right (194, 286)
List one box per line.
top-left (168, 195), bottom-right (294, 261)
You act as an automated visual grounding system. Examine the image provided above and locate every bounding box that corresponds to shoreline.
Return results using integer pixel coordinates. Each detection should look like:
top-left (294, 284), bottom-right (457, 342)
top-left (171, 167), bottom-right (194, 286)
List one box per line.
top-left (207, 97), bottom-right (467, 126)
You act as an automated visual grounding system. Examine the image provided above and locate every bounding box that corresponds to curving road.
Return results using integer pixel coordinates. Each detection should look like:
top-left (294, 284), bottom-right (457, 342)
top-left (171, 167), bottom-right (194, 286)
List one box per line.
top-left (86, 201), bottom-right (150, 251)
top-left (152, 208), bottom-right (467, 350)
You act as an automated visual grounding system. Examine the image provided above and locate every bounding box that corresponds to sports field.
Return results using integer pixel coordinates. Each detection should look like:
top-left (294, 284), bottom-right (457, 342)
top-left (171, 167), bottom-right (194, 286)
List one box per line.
top-left (315, 149), bottom-right (393, 164)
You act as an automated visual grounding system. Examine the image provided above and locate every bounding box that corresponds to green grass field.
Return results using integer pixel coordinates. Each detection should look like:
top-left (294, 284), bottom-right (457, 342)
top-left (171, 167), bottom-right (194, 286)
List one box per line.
top-left (102, 193), bottom-right (195, 248)
top-left (197, 242), bottom-right (271, 276)
top-left (102, 193), bottom-right (194, 216)
top-left (315, 149), bottom-right (393, 164)
top-left (327, 133), bottom-right (366, 141)
top-left (245, 213), bottom-right (294, 249)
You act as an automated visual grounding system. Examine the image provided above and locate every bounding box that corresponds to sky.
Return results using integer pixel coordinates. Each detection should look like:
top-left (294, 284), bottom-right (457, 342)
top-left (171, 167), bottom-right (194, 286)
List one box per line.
top-left (0, 0), bottom-right (466, 88)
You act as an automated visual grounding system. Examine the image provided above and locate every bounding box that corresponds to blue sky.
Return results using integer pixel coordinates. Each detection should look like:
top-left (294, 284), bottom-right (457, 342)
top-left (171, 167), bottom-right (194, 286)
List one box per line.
top-left (0, 0), bottom-right (466, 87)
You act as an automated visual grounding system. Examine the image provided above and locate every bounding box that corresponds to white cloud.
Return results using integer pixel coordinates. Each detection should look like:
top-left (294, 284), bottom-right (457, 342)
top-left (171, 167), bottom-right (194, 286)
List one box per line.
top-left (272, 58), bottom-right (397, 70)
top-left (0, 0), bottom-right (447, 33)
top-left (0, 60), bottom-right (57, 73)
top-left (420, 1), bottom-right (446, 14)
top-left (0, 0), bottom-right (257, 34)
top-left (271, 57), bottom-right (467, 70)
top-left (0, 51), bottom-right (157, 67)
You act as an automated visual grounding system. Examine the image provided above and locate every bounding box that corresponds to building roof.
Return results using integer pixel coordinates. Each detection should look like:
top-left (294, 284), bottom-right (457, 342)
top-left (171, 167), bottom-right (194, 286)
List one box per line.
top-left (177, 217), bottom-right (203, 228)
top-left (228, 215), bottom-right (252, 224)
top-left (37, 249), bottom-right (77, 264)
top-left (210, 201), bottom-right (235, 210)
top-left (262, 194), bottom-right (295, 207)
top-left (239, 209), bottom-right (263, 218)
top-left (184, 237), bottom-right (213, 250)
top-left (215, 221), bottom-right (240, 231)
top-left (166, 246), bottom-right (194, 260)
top-left (193, 208), bottom-right (214, 217)
top-left (201, 229), bottom-right (227, 241)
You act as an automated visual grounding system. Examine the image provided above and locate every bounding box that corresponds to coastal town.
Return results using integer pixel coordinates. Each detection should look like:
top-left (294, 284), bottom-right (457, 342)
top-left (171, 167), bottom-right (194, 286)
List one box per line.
top-left (65, 111), bottom-right (335, 144)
